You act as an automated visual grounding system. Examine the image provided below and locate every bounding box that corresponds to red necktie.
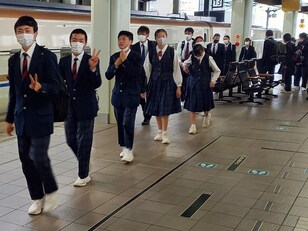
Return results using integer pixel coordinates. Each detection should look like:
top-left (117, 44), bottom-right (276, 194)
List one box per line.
top-left (157, 50), bottom-right (162, 58)
top-left (185, 42), bottom-right (190, 60)
top-left (21, 53), bottom-right (28, 80)
top-left (72, 58), bottom-right (78, 80)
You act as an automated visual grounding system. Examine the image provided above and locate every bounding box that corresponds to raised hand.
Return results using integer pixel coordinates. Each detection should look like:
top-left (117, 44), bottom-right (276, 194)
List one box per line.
top-left (29, 74), bottom-right (41, 92)
top-left (119, 49), bottom-right (127, 62)
top-left (89, 48), bottom-right (101, 71)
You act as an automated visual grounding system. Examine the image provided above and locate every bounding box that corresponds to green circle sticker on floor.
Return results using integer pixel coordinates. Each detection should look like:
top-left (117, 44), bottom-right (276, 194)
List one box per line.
top-left (248, 169), bottom-right (269, 176)
top-left (196, 162), bottom-right (217, 169)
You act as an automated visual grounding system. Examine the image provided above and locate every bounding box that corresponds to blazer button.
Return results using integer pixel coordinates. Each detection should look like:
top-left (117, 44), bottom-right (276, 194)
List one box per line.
top-left (120, 90), bottom-right (122, 93)
top-left (23, 107), bottom-right (26, 110)
top-left (73, 97), bottom-right (76, 100)
top-left (73, 89), bottom-right (76, 91)
top-left (120, 83), bottom-right (123, 85)
top-left (23, 94), bottom-right (27, 98)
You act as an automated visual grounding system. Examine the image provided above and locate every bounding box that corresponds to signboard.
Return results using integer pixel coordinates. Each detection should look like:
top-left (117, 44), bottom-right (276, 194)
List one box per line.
top-left (212, 0), bottom-right (223, 8)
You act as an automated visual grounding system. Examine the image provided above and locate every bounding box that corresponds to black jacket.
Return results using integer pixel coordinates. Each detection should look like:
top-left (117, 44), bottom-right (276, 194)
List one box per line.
top-left (239, 46), bottom-right (257, 61)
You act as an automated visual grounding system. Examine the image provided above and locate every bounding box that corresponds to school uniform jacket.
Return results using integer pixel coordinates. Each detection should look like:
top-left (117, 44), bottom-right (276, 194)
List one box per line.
top-left (105, 50), bottom-right (143, 108)
top-left (6, 44), bottom-right (61, 137)
top-left (59, 53), bottom-right (102, 121)
top-left (239, 46), bottom-right (257, 61)
top-left (206, 43), bottom-right (225, 71)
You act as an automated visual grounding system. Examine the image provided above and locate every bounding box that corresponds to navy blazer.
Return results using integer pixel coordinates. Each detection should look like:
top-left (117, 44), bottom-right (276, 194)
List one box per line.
top-left (6, 44), bottom-right (61, 137)
top-left (224, 43), bottom-right (236, 63)
top-left (261, 37), bottom-right (277, 67)
top-left (206, 43), bottom-right (225, 71)
top-left (59, 52), bottom-right (101, 121)
top-left (105, 50), bottom-right (143, 108)
top-left (239, 46), bottom-right (257, 61)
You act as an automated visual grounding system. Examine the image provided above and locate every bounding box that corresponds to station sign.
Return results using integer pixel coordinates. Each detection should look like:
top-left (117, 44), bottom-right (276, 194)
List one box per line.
top-left (212, 0), bottom-right (223, 8)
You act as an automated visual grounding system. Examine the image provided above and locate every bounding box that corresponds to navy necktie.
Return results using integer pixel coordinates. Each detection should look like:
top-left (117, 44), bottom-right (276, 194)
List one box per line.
top-left (141, 44), bottom-right (146, 61)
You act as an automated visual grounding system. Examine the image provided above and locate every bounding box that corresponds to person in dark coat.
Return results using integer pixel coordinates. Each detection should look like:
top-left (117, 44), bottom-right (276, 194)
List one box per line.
top-left (239, 37), bottom-right (257, 62)
top-left (59, 28), bottom-right (101, 187)
top-left (183, 44), bottom-right (221, 134)
top-left (6, 16), bottom-right (61, 215)
top-left (206, 33), bottom-right (225, 72)
top-left (222, 35), bottom-right (236, 75)
top-left (143, 29), bottom-right (182, 144)
top-left (281, 33), bottom-right (295, 93)
top-left (105, 31), bottom-right (144, 163)
top-left (131, 26), bottom-right (156, 125)
top-left (294, 32), bottom-right (307, 91)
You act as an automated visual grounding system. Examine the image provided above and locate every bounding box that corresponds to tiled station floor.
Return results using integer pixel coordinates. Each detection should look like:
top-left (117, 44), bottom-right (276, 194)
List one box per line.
top-left (1, 87), bottom-right (308, 231)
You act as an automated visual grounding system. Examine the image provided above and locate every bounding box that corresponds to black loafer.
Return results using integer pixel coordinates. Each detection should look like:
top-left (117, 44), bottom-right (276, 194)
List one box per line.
top-left (142, 119), bottom-right (150, 125)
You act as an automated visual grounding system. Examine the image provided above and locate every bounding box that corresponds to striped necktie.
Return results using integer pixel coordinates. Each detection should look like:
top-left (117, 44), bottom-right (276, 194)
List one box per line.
top-left (21, 53), bottom-right (28, 80)
top-left (72, 58), bottom-right (78, 80)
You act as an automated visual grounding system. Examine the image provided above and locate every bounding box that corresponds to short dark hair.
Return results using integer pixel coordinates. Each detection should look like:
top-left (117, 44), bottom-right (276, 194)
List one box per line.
top-left (184, 27), bottom-right (194, 34)
top-left (193, 36), bottom-right (204, 45)
top-left (244, 37), bottom-right (251, 42)
top-left (266, 30), bottom-right (273, 37)
top-left (69, 28), bottom-right (88, 43)
top-left (118, 30), bottom-right (134, 41)
top-left (283, 33), bottom-right (292, 42)
top-left (213, 33), bottom-right (220, 38)
top-left (299, 32), bottom-right (307, 39)
top-left (223, 35), bottom-right (230, 40)
top-left (192, 44), bottom-right (205, 56)
top-left (14, 16), bottom-right (38, 33)
top-left (137, 26), bottom-right (150, 35)
top-left (154, 29), bottom-right (167, 38)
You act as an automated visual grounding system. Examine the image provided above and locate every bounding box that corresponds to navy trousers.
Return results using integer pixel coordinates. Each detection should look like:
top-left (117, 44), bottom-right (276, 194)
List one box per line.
top-left (17, 135), bottom-right (58, 200)
top-left (114, 106), bottom-right (137, 150)
top-left (65, 117), bottom-right (94, 179)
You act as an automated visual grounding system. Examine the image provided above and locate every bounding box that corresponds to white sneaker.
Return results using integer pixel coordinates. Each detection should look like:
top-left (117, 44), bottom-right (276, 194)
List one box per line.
top-left (268, 88), bottom-right (273, 94)
top-left (200, 112), bottom-right (205, 116)
top-left (121, 149), bottom-right (134, 163)
top-left (162, 132), bottom-right (170, 144)
top-left (189, 124), bottom-right (197, 134)
top-left (280, 89), bottom-right (292, 94)
top-left (44, 192), bottom-right (57, 213)
top-left (73, 176), bottom-right (91, 187)
top-left (202, 113), bottom-right (211, 128)
top-left (293, 86), bottom-right (300, 91)
top-left (119, 147), bottom-right (128, 157)
top-left (154, 131), bottom-right (163, 141)
top-left (301, 87), bottom-right (307, 91)
top-left (28, 199), bottom-right (44, 215)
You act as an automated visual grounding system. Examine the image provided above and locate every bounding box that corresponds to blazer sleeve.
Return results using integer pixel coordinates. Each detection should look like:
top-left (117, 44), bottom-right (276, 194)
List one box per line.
top-left (239, 47), bottom-right (244, 61)
top-left (121, 53), bottom-right (143, 79)
top-left (5, 55), bottom-right (17, 124)
top-left (232, 45), bottom-right (236, 61)
top-left (251, 47), bottom-right (257, 59)
top-left (105, 54), bottom-right (117, 80)
top-left (88, 57), bottom-right (102, 89)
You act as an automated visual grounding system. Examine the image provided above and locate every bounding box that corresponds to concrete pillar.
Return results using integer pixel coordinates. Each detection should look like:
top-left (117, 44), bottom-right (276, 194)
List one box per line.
top-left (91, 0), bottom-right (131, 123)
top-left (63, 0), bottom-right (77, 4)
top-left (173, 0), bottom-right (180, 14)
top-left (230, 0), bottom-right (253, 58)
top-left (283, 11), bottom-right (297, 36)
top-left (131, 0), bottom-right (138, 11)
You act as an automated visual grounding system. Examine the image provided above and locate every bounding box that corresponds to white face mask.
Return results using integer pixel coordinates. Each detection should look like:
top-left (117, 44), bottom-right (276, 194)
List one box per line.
top-left (195, 42), bottom-right (204, 46)
top-left (223, 40), bottom-right (229, 45)
top-left (16, 33), bottom-right (35, 47)
top-left (138, 35), bottom-right (147, 43)
top-left (244, 41), bottom-right (250, 46)
top-left (71, 42), bottom-right (85, 55)
top-left (186, 35), bottom-right (192, 41)
top-left (157, 37), bottom-right (167, 46)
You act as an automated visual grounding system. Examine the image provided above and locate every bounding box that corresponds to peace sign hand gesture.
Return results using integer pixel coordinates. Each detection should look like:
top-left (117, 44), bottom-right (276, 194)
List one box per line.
top-left (89, 49), bottom-right (101, 71)
top-left (29, 74), bottom-right (41, 92)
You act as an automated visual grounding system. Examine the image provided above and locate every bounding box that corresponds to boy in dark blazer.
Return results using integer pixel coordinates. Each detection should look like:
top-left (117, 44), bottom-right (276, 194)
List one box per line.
top-left (131, 26), bottom-right (155, 125)
top-left (6, 16), bottom-right (61, 215)
top-left (105, 31), bottom-right (143, 163)
top-left (59, 29), bottom-right (101, 187)
top-left (207, 33), bottom-right (225, 72)
top-left (222, 35), bottom-right (236, 75)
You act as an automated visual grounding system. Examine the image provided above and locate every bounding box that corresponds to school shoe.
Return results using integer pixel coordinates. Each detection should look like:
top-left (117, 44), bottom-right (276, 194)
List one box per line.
top-left (154, 131), bottom-right (163, 141)
top-left (189, 124), bottom-right (197, 134)
top-left (43, 192), bottom-right (57, 213)
top-left (202, 113), bottom-right (211, 128)
top-left (280, 89), bottom-right (292, 94)
top-left (28, 198), bottom-right (44, 215)
top-left (293, 86), bottom-right (300, 91)
top-left (301, 87), bottom-right (307, 91)
top-left (121, 149), bottom-right (134, 163)
top-left (162, 132), bottom-right (170, 144)
top-left (142, 119), bottom-right (150, 125)
top-left (74, 176), bottom-right (91, 187)
top-left (119, 147), bottom-right (128, 157)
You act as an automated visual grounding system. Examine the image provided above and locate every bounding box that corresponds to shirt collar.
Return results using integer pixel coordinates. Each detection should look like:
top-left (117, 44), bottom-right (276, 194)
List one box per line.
top-left (20, 42), bottom-right (36, 58)
top-left (140, 40), bottom-right (148, 47)
top-left (156, 44), bottom-right (168, 53)
top-left (72, 51), bottom-right (85, 61)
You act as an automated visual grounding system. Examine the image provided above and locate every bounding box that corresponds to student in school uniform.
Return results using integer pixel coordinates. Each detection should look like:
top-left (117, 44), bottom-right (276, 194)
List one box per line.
top-left (183, 44), bottom-right (221, 134)
top-left (59, 28), bottom-right (101, 187)
top-left (131, 26), bottom-right (156, 126)
top-left (105, 31), bottom-right (143, 163)
top-left (222, 35), bottom-right (236, 75)
top-left (144, 29), bottom-right (182, 144)
top-left (6, 16), bottom-right (61, 215)
top-left (206, 33), bottom-right (225, 72)
top-left (239, 38), bottom-right (257, 62)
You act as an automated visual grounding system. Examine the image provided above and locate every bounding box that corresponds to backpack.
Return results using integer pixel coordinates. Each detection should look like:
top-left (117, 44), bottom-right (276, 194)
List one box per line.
top-left (271, 40), bottom-right (286, 64)
top-left (180, 38), bottom-right (194, 57)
